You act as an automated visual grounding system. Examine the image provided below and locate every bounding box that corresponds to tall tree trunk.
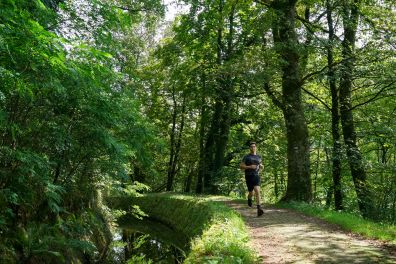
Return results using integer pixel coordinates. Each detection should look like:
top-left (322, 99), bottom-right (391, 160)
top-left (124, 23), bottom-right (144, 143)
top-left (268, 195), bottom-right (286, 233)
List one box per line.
top-left (212, 80), bottom-right (233, 193)
top-left (210, 3), bottom-right (236, 193)
top-left (184, 166), bottom-right (194, 193)
top-left (339, 0), bottom-right (373, 218)
top-left (274, 169), bottom-right (279, 199)
top-left (166, 86), bottom-right (178, 191)
top-left (198, 0), bottom-right (236, 194)
top-left (270, 0), bottom-right (312, 202)
top-left (313, 137), bottom-right (321, 200)
top-left (197, 0), bottom-right (226, 194)
top-left (282, 107), bottom-right (311, 201)
top-left (196, 73), bottom-right (207, 193)
top-left (202, 100), bottom-right (222, 193)
top-left (170, 96), bottom-right (186, 185)
top-left (326, 0), bottom-right (343, 210)
top-left (166, 89), bottom-right (185, 191)
top-left (324, 147), bottom-right (333, 207)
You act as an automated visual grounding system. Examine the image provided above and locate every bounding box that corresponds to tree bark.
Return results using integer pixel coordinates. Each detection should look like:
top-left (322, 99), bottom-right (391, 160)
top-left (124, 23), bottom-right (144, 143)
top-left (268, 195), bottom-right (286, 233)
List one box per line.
top-left (196, 74), bottom-right (207, 193)
top-left (211, 80), bottom-right (233, 193)
top-left (339, 0), bottom-right (373, 218)
top-left (166, 89), bottom-right (186, 191)
top-left (326, 0), bottom-right (343, 210)
top-left (270, 0), bottom-right (312, 202)
top-left (201, 100), bottom-right (222, 193)
top-left (166, 86), bottom-right (178, 191)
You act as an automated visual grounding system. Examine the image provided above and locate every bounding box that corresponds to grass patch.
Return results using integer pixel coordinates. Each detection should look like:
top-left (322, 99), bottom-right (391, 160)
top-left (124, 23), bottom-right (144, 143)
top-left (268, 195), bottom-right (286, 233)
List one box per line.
top-left (277, 201), bottom-right (396, 244)
top-left (108, 193), bottom-right (258, 263)
top-left (184, 198), bottom-right (257, 264)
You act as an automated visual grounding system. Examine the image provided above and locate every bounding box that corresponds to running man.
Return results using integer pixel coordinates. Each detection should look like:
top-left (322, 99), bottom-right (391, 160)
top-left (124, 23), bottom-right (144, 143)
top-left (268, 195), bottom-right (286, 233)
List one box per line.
top-left (240, 141), bottom-right (264, 217)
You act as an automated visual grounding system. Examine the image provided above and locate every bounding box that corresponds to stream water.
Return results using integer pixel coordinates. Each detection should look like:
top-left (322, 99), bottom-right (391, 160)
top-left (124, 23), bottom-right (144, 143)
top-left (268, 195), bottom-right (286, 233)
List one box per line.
top-left (111, 215), bottom-right (188, 263)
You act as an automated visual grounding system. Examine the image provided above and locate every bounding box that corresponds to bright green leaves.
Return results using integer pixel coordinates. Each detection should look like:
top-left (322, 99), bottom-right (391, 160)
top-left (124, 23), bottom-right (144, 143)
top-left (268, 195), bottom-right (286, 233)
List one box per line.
top-left (45, 182), bottom-right (65, 214)
top-left (0, 0), bottom-right (164, 262)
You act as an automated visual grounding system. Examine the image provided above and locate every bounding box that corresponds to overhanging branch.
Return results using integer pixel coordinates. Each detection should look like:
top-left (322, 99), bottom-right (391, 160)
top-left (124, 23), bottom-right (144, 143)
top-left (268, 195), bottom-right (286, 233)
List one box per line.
top-left (263, 83), bottom-right (285, 111)
top-left (301, 59), bottom-right (344, 85)
top-left (301, 87), bottom-right (331, 111)
top-left (115, 6), bottom-right (150, 13)
top-left (351, 80), bottom-right (396, 110)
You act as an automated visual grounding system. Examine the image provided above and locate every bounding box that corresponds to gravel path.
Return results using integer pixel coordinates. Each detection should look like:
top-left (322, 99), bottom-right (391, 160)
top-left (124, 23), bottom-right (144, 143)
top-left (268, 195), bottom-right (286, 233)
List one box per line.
top-left (226, 201), bottom-right (396, 264)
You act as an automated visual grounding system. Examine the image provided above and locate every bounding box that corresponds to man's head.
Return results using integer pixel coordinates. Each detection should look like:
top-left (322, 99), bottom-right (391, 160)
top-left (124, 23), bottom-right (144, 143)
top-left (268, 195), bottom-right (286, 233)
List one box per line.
top-left (249, 141), bottom-right (256, 154)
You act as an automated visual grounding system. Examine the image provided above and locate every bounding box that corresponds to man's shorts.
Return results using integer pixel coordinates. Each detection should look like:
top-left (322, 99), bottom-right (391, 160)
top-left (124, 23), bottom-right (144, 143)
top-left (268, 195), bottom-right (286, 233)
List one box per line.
top-left (245, 174), bottom-right (260, 192)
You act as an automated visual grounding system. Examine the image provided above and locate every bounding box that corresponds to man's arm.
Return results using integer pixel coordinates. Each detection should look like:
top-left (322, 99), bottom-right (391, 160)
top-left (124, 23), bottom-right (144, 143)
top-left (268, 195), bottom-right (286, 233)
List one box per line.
top-left (258, 156), bottom-right (264, 170)
top-left (240, 162), bottom-right (257, 170)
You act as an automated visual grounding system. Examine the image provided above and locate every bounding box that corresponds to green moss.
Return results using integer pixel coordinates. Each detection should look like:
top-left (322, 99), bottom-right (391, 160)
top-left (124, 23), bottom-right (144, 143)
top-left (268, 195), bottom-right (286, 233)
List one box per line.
top-left (108, 193), bottom-right (258, 263)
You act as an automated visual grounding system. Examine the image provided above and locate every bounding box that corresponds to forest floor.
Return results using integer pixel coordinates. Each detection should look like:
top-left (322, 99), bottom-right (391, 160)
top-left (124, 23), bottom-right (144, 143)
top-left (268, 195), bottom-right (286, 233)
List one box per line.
top-left (226, 201), bottom-right (396, 264)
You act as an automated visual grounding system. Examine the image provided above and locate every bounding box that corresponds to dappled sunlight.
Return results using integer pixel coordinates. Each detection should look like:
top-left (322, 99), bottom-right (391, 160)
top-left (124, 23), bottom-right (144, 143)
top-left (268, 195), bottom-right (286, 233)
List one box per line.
top-left (227, 201), bottom-right (396, 263)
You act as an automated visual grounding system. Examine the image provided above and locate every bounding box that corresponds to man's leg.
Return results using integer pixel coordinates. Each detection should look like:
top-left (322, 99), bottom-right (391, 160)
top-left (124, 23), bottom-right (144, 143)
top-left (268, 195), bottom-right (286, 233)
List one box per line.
top-left (253, 186), bottom-right (261, 205)
top-left (254, 185), bottom-right (264, 216)
top-left (246, 177), bottom-right (254, 207)
top-left (247, 191), bottom-right (253, 207)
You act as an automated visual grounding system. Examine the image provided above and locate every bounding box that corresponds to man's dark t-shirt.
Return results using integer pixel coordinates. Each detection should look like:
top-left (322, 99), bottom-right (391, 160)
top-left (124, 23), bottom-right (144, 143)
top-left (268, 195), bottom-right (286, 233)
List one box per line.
top-left (242, 153), bottom-right (262, 192)
top-left (242, 154), bottom-right (262, 176)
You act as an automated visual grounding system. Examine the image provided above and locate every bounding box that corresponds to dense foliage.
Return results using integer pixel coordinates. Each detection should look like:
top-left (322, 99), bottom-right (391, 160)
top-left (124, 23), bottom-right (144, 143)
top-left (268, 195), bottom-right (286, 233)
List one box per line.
top-left (143, 0), bottom-right (396, 222)
top-left (0, 0), bottom-right (162, 262)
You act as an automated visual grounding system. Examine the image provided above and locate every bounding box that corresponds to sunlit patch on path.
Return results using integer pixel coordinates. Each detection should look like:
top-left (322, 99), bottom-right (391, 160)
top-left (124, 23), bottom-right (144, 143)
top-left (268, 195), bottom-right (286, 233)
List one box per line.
top-left (226, 201), bottom-right (396, 264)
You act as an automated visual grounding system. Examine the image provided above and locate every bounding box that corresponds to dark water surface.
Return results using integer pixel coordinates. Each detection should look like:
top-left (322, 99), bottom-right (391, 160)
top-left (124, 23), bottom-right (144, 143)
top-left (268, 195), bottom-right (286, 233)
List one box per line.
top-left (112, 215), bottom-right (187, 263)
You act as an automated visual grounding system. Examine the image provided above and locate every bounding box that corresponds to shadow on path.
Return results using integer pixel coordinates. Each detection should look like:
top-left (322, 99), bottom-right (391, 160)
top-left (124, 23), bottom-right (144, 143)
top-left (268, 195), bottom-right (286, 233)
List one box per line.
top-left (226, 201), bottom-right (396, 264)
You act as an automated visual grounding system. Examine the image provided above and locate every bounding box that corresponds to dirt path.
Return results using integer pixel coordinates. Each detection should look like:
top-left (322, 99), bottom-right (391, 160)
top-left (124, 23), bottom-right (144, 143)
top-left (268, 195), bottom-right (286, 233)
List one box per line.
top-left (226, 201), bottom-right (396, 264)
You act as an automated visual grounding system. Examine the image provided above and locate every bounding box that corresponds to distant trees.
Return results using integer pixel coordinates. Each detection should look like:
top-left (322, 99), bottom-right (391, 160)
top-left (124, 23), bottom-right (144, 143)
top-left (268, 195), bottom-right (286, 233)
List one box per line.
top-left (150, 0), bottom-right (396, 220)
top-left (166, 0), bottom-right (266, 194)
